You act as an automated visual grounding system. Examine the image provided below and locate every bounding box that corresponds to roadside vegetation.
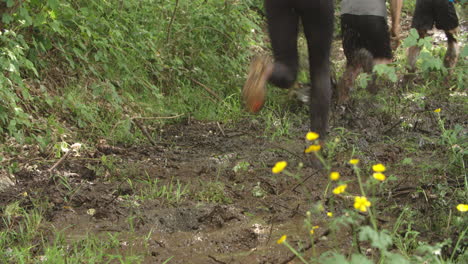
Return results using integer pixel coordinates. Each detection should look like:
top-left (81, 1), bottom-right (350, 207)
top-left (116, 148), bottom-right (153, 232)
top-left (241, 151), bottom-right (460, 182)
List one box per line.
top-left (1, 0), bottom-right (467, 263)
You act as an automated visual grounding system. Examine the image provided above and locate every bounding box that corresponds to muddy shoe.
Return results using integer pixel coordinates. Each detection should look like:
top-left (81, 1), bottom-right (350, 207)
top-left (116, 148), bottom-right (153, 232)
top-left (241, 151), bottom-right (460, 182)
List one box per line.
top-left (242, 56), bottom-right (273, 113)
top-left (289, 83), bottom-right (310, 104)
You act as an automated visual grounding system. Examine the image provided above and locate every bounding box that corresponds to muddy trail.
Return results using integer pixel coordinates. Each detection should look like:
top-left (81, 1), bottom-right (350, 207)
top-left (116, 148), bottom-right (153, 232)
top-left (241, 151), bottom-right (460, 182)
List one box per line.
top-left (2, 118), bottom-right (330, 263)
top-left (1, 82), bottom-right (466, 263)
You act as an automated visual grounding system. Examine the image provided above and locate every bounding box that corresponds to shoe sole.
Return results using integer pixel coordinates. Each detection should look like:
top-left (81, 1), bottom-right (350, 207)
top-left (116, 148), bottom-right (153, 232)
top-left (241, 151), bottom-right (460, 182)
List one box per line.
top-left (242, 56), bottom-right (272, 113)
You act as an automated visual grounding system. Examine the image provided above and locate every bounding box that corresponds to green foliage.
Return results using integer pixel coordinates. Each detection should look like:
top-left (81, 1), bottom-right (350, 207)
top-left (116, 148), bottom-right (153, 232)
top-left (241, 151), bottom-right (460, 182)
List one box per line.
top-left (402, 29), bottom-right (432, 50)
top-left (233, 161), bottom-right (250, 173)
top-left (401, 29), bottom-right (450, 74)
top-left (0, 0), bottom-right (263, 145)
top-left (359, 226), bottom-right (392, 251)
top-left (373, 64), bottom-right (398, 83)
top-left (418, 51), bottom-right (445, 72)
top-left (195, 181), bottom-right (232, 204)
top-left (129, 176), bottom-right (189, 204)
top-left (0, 203), bottom-right (143, 263)
top-left (461, 45), bottom-right (468, 57)
top-left (276, 123), bottom-right (467, 263)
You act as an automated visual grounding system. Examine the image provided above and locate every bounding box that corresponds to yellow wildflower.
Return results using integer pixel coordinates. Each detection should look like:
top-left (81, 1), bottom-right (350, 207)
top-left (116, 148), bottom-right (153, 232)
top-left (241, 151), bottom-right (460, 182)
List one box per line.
top-left (332, 184), bottom-right (347, 195)
top-left (456, 204), bottom-right (468, 212)
top-left (22, 192), bottom-right (28, 197)
top-left (434, 108), bottom-right (441, 113)
top-left (327, 212), bottom-right (333, 217)
top-left (373, 172), bottom-right (386, 181)
top-left (272, 161), bottom-right (287, 174)
top-left (277, 235), bottom-right (287, 244)
top-left (305, 145), bottom-right (321, 153)
top-left (372, 163), bottom-right (386, 172)
top-left (310, 226), bottom-right (319, 235)
top-left (330, 172), bottom-right (340, 181)
top-left (306, 132), bottom-right (319, 141)
top-left (354, 196), bottom-right (371, 212)
top-left (349, 159), bottom-right (359, 165)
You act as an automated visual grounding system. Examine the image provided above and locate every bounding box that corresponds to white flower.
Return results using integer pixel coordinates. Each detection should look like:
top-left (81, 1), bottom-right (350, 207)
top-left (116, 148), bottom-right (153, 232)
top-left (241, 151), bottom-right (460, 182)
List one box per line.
top-left (71, 143), bottom-right (82, 151)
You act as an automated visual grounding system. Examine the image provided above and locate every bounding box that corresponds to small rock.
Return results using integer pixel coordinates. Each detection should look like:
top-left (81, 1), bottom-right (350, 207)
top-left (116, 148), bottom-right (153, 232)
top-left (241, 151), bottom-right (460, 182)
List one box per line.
top-left (87, 208), bottom-right (96, 216)
top-left (0, 171), bottom-right (15, 192)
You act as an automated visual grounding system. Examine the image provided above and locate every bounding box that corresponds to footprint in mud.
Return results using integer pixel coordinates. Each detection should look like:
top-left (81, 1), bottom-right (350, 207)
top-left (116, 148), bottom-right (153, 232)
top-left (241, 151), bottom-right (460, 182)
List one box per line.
top-left (142, 205), bottom-right (245, 233)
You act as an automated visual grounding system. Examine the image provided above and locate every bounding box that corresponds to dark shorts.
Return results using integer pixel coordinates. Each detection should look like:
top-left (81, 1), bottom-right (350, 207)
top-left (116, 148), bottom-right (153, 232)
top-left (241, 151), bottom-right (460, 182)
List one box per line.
top-left (341, 14), bottom-right (392, 62)
top-left (412, 0), bottom-right (459, 31)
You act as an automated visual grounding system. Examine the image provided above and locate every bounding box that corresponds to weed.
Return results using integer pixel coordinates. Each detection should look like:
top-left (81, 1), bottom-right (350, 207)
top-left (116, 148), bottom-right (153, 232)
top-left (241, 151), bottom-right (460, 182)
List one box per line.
top-left (233, 161), bottom-right (251, 173)
top-left (434, 110), bottom-right (467, 186)
top-left (127, 174), bottom-right (189, 204)
top-left (274, 130), bottom-right (467, 263)
top-left (195, 181), bottom-right (232, 204)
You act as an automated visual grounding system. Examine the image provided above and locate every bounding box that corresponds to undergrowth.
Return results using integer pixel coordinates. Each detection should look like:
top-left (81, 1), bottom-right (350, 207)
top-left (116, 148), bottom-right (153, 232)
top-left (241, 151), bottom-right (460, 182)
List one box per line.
top-left (0, 0), bottom-right (264, 148)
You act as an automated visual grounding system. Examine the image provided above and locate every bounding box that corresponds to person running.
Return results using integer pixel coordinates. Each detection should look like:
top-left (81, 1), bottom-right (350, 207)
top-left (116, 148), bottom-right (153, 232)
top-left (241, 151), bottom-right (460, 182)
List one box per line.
top-left (407, 0), bottom-right (460, 72)
top-left (337, 0), bottom-right (403, 104)
top-left (242, 0), bottom-right (334, 136)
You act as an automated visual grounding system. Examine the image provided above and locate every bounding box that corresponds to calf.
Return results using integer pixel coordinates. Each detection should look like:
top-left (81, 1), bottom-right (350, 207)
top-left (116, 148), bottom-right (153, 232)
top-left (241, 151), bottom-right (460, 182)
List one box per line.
top-left (407, 0), bottom-right (460, 72)
top-left (242, 0), bottom-right (334, 137)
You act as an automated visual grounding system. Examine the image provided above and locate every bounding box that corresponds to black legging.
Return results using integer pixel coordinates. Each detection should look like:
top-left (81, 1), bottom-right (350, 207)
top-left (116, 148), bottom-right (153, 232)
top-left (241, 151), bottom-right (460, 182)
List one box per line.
top-left (265, 0), bottom-right (334, 135)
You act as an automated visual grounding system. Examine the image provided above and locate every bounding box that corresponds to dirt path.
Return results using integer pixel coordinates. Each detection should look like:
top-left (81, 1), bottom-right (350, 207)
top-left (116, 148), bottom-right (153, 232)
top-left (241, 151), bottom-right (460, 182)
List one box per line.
top-left (3, 82), bottom-right (465, 262)
top-left (2, 119), bottom-right (338, 263)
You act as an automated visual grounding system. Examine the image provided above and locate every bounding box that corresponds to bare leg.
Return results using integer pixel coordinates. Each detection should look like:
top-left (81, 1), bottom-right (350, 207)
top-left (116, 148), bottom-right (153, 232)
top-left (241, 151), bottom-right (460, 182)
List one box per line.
top-left (443, 27), bottom-right (459, 70)
top-left (337, 49), bottom-right (374, 103)
top-left (337, 64), bottom-right (360, 104)
top-left (407, 29), bottom-right (427, 72)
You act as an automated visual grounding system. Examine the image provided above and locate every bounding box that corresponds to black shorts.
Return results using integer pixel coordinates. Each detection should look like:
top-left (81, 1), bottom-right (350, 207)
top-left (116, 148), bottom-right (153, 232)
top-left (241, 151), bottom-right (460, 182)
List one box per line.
top-left (411, 0), bottom-right (459, 31)
top-left (341, 14), bottom-right (392, 62)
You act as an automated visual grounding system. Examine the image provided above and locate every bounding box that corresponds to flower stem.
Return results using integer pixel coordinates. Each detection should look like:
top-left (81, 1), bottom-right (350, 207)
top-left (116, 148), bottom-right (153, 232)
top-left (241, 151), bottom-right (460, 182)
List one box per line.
top-left (368, 206), bottom-right (378, 230)
top-left (284, 242), bottom-right (309, 264)
top-left (353, 165), bottom-right (367, 197)
top-left (323, 180), bottom-right (331, 198)
top-left (314, 152), bottom-right (330, 171)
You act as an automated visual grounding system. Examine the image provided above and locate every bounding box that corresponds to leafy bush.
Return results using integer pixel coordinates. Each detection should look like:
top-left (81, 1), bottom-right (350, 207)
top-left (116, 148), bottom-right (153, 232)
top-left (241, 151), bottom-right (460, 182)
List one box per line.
top-left (0, 0), bottom-right (264, 144)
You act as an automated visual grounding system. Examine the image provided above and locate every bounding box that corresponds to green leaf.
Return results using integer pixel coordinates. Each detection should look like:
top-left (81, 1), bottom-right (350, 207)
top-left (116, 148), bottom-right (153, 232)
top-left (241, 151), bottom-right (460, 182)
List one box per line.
top-left (418, 36), bottom-right (433, 50)
top-left (402, 158), bottom-right (413, 165)
top-left (461, 45), bottom-right (468, 58)
top-left (402, 29), bottom-right (419, 48)
top-left (6, 0), bottom-right (14, 8)
top-left (356, 73), bottom-right (370, 89)
top-left (359, 226), bottom-right (393, 251)
top-left (2, 13), bottom-right (14, 24)
top-left (383, 252), bottom-right (410, 264)
top-left (8, 63), bottom-right (17, 73)
top-left (47, 0), bottom-right (60, 10)
top-left (19, 7), bottom-right (33, 26)
top-left (48, 10), bottom-right (57, 20)
top-left (350, 254), bottom-right (373, 264)
top-left (319, 253), bottom-right (350, 264)
top-left (419, 51), bottom-right (443, 72)
top-left (373, 64), bottom-right (397, 83)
